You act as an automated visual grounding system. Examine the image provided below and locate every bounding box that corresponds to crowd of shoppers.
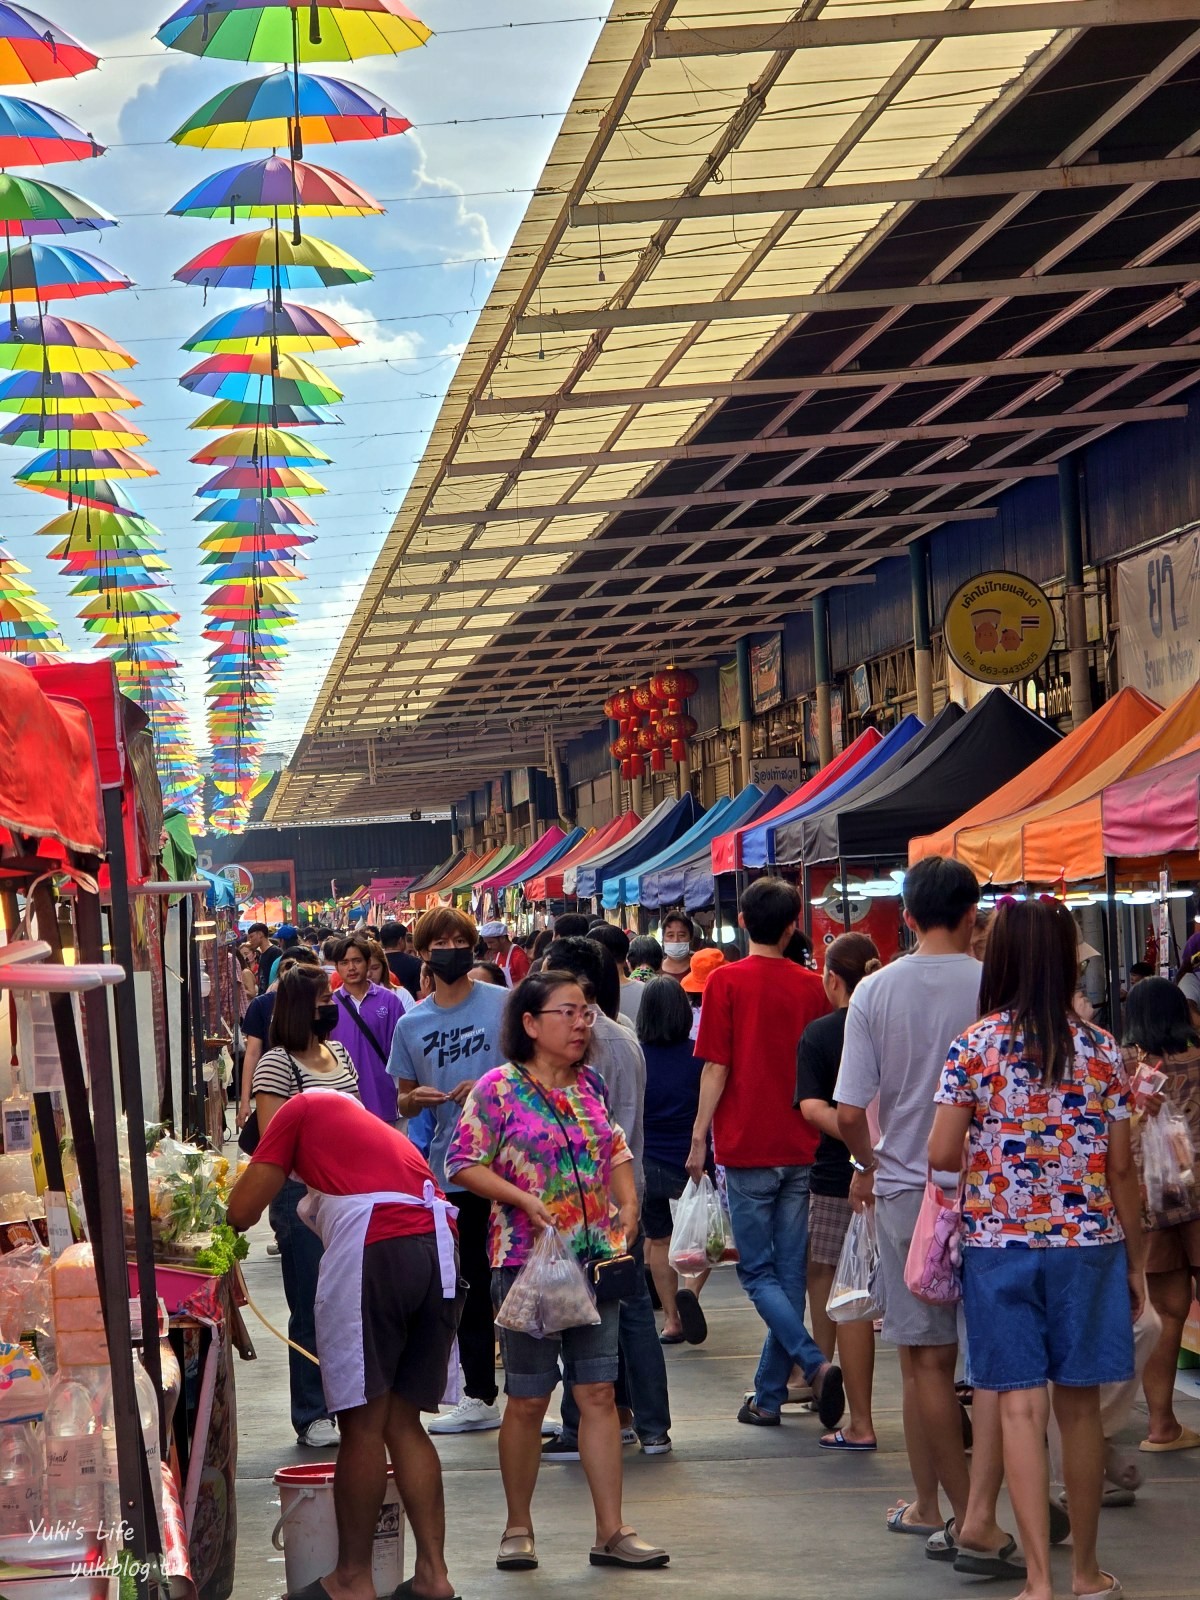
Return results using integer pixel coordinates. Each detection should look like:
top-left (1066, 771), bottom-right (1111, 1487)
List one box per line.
top-left (229, 869), bottom-right (1200, 1598)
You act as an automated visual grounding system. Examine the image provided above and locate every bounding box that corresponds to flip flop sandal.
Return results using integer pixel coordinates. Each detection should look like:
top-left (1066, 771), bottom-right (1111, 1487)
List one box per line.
top-left (925, 1518), bottom-right (958, 1563)
top-left (1049, 1499), bottom-right (1072, 1546)
top-left (818, 1429), bottom-right (877, 1451)
top-left (1140, 1425), bottom-right (1200, 1452)
top-left (1077, 1576), bottom-right (1123, 1600)
top-left (675, 1287), bottom-right (708, 1344)
top-left (286, 1584), bottom-right (336, 1600)
top-left (886, 1501), bottom-right (942, 1536)
top-left (658, 1330), bottom-right (685, 1344)
top-left (393, 1583), bottom-right (463, 1600)
top-left (954, 1537), bottom-right (1027, 1578)
top-left (737, 1400), bottom-right (781, 1426)
top-left (497, 1529), bottom-right (538, 1571)
top-left (589, 1529), bottom-right (669, 1568)
top-left (814, 1364), bottom-right (845, 1429)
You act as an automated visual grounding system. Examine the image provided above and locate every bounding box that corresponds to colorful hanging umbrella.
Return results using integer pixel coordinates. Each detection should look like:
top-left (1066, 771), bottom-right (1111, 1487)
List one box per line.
top-left (174, 228), bottom-right (371, 290)
top-left (157, 0), bottom-right (429, 62)
top-left (194, 495), bottom-right (316, 522)
top-left (0, 411), bottom-right (147, 448)
top-left (171, 70), bottom-right (408, 151)
top-left (15, 477), bottom-right (144, 511)
top-left (170, 155), bottom-right (382, 219)
top-left (197, 464), bottom-right (325, 495)
top-left (0, 5), bottom-right (99, 84)
top-left (191, 397), bottom-right (340, 428)
top-left (182, 348), bottom-right (343, 402)
top-left (0, 94), bottom-right (103, 163)
top-left (191, 426), bottom-right (332, 464)
top-left (185, 296), bottom-right (356, 352)
top-left (68, 567), bottom-right (170, 594)
top-left (0, 315), bottom-right (134, 372)
top-left (200, 525), bottom-right (316, 550)
top-left (0, 173), bottom-right (114, 238)
top-left (0, 241), bottom-right (131, 302)
top-left (0, 369), bottom-right (139, 411)
top-left (204, 557), bottom-right (302, 580)
top-left (38, 507), bottom-right (161, 545)
top-left (16, 447), bottom-right (157, 483)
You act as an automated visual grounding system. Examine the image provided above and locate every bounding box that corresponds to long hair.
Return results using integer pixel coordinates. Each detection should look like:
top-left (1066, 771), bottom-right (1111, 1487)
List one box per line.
top-left (269, 964), bottom-right (329, 1052)
top-left (365, 938), bottom-right (393, 986)
top-left (824, 933), bottom-right (881, 995)
top-left (637, 974), bottom-right (694, 1048)
top-left (979, 899), bottom-right (1084, 1087)
top-left (1124, 976), bottom-right (1200, 1059)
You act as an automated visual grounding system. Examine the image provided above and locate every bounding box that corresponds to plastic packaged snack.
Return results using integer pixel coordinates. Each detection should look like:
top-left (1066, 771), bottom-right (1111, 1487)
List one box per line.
top-left (494, 1228), bottom-right (600, 1339)
top-left (668, 1176), bottom-right (737, 1273)
top-left (826, 1209), bottom-right (884, 1324)
top-left (1142, 1104), bottom-right (1197, 1214)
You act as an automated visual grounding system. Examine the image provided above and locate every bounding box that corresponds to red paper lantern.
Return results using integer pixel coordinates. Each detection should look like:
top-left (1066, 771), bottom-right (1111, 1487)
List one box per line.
top-left (650, 746), bottom-right (666, 773)
top-left (635, 724), bottom-right (657, 753)
top-left (656, 711), bottom-right (698, 743)
top-left (611, 733), bottom-right (633, 761)
top-left (603, 694), bottom-right (618, 720)
top-left (671, 738), bottom-right (687, 762)
top-left (631, 682), bottom-right (655, 715)
top-left (620, 758), bottom-right (632, 778)
top-left (649, 668), bottom-right (698, 705)
top-left (611, 689), bottom-right (634, 719)
top-left (630, 753), bottom-right (645, 779)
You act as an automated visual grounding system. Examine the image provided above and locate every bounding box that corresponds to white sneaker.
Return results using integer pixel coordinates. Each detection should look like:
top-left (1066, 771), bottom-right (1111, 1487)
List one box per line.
top-left (427, 1397), bottom-right (502, 1434)
top-left (297, 1418), bottom-right (338, 1449)
top-left (621, 1426), bottom-right (638, 1446)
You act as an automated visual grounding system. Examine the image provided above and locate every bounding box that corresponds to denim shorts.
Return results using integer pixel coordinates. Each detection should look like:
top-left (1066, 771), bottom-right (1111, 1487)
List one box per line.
top-left (642, 1155), bottom-right (689, 1241)
top-left (491, 1268), bottom-right (620, 1398)
top-left (961, 1241), bottom-right (1135, 1392)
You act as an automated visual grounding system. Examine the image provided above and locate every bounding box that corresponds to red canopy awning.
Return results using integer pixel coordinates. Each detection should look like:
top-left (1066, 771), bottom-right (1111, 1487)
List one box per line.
top-left (0, 659), bottom-right (104, 861)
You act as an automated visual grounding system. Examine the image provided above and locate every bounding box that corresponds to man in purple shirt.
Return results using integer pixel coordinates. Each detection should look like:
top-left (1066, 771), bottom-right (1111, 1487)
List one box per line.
top-left (330, 934), bottom-right (412, 1123)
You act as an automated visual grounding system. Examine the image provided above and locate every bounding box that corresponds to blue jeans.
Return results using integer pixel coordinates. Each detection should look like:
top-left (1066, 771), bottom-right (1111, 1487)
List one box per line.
top-left (560, 1233), bottom-right (672, 1443)
top-left (724, 1165), bottom-right (825, 1414)
top-left (269, 1178), bottom-right (329, 1434)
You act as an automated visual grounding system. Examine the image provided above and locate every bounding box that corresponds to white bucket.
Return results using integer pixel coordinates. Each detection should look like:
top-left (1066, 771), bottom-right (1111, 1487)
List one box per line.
top-left (272, 1463), bottom-right (404, 1597)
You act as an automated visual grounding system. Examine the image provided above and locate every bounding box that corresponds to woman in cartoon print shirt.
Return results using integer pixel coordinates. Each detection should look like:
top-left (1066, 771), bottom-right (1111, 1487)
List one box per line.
top-left (929, 898), bottom-right (1145, 1600)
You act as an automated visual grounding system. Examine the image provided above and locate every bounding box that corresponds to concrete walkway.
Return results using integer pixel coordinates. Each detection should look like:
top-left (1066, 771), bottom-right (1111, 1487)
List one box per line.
top-left (232, 1222), bottom-right (1200, 1600)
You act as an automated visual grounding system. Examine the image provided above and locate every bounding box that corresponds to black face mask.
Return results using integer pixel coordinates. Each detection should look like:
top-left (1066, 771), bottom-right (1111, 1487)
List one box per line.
top-left (313, 1003), bottom-right (339, 1040)
top-left (427, 947), bottom-right (474, 984)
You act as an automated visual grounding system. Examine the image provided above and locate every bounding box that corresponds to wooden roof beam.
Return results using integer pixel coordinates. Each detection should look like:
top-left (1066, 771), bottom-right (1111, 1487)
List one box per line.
top-left (388, 553), bottom-right (897, 599)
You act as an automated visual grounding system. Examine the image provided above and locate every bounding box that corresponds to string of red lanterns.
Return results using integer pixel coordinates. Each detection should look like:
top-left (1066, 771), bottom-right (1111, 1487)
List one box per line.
top-left (604, 669), bottom-right (699, 778)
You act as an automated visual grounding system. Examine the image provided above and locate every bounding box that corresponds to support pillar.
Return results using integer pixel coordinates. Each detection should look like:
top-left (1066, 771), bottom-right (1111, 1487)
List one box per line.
top-left (676, 745), bottom-right (691, 801)
top-left (813, 593), bottom-right (834, 768)
top-left (910, 536), bottom-right (934, 722)
top-left (501, 771), bottom-right (514, 846)
top-left (735, 636), bottom-right (754, 789)
top-left (450, 805), bottom-right (461, 853)
top-left (1058, 457), bottom-right (1093, 728)
top-left (608, 718), bottom-right (622, 817)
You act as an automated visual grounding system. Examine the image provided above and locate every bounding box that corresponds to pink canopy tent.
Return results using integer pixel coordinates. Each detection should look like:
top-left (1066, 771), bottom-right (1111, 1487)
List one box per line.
top-left (1101, 729), bottom-right (1200, 860)
top-left (524, 812), bottom-right (639, 901)
top-left (478, 824), bottom-right (567, 892)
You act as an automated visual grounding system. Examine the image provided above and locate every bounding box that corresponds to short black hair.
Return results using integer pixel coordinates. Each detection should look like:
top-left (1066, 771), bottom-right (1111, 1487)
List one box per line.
top-left (587, 922), bottom-right (630, 964)
top-left (628, 935), bottom-right (662, 972)
top-left (470, 961), bottom-right (507, 987)
top-left (335, 934), bottom-right (372, 964)
top-left (248, 921), bottom-right (269, 938)
top-left (379, 922), bottom-right (404, 950)
top-left (278, 947), bottom-right (321, 975)
top-left (636, 974), bottom-right (694, 1048)
top-left (1130, 961), bottom-right (1154, 978)
top-left (902, 855), bottom-right (979, 933)
top-left (551, 912), bottom-right (591, 940)
top-left (741, 876), bottom-right (802, 944)
top-left (545, 936), bottom-right (621, 1021)
top-left (501, 969), bottom-right (586, 1062)
top-left (269, 964), bottom-right (331, 1051)
top-left (661, 908), bottom-right (694, 939)
top-left (1124, 976), bottom-right (1199, 1058)
top-left (783, 929), bottom-right (813, 966)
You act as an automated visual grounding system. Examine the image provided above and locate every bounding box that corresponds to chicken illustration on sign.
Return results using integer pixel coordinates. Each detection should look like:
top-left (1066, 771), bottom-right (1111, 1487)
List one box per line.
top-left (943, 570), bottom-right (1056, 686)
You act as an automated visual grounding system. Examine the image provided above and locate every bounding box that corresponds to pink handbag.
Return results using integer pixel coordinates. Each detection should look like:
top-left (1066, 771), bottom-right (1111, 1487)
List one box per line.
top-left (903, 1179), bottom-right (963, 1305)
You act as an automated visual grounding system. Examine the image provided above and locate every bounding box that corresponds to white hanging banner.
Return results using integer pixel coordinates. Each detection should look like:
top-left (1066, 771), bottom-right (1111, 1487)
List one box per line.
top-left (1117, 525), bottom-right (1200, 703)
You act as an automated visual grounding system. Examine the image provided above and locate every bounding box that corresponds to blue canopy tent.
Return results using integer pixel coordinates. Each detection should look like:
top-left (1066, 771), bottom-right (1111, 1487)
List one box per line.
top-left (646, 785), bottom-right (790, 911)
top-left (569, 793), bottom-right (703, 900)
top-left (605, 785), bottom-right (778, 910)
top-left (737, 715), bottom-right (926, 870)
top-left (500, 826), bottom-right (586, 909)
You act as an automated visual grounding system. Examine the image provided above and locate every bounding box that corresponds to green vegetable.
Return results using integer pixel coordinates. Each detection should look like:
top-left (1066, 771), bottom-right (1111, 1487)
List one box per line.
top-left (193, 1219), bottom-right (250, 1276)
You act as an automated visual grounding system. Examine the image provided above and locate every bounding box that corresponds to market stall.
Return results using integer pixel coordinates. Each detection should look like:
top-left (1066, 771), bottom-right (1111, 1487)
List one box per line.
top-left (636, 785), bottom-right (789, 915)
top-left (605, 785), bottom-right (781, 912)
top-left (408, 851), bottom-right (482, 912)
top-left (400, 849), bottom-right (468, 910)
top-left (523, 813), bottom-right (638, 904)
top-left (568, 794), bottom-right (702, 903)
top-left (451, 843), bottom-right (521, 909)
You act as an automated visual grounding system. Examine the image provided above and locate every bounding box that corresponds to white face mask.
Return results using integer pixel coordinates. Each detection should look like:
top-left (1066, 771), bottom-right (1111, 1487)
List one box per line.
top-left (663, 941), bottom-right (691, 961)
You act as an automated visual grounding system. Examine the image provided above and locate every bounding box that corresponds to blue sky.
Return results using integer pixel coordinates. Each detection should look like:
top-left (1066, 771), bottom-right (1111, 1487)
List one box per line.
top-left (9, 1), bottom-right (606, 753)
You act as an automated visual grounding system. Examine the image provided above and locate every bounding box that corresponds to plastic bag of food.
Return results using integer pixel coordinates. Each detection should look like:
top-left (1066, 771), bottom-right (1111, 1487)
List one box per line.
top-left (495, 1227), bottom-right (600, 1339)
top-left (668, 1176), bottom-right (735, 1274)
top-left (1142, 1104), bottom-right (1197, 1213)
top-left (826, 1208), bottom-right (884, 1324)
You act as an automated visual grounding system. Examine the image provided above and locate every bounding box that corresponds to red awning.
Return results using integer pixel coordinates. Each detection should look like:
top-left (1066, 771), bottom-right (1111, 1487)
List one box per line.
top-left (0, 660), bottom-right (104, 860)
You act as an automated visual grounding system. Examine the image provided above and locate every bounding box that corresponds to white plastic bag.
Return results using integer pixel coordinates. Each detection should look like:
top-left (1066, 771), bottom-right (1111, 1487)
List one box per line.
top-left (668, 1176), bottom-right (738, 1274)
top-left (826, 1208), bottom-right (885, 1324)
top-left (495, 1227), bottom-right (600, 1339)
top-left (1142, 1104), bottom-right (1197, 1214)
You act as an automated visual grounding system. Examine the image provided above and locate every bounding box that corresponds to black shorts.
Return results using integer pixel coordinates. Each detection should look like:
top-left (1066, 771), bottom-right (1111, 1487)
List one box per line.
top-left (642, 1155), bottom-right (690, 1241)
top-left (359, 1234), bottom-right (465, 1412)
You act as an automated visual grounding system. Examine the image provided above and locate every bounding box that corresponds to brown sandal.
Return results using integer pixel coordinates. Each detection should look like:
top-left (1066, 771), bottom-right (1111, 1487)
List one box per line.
top-left (497, 1528), bottom-right (537, 1570)
top-left (589, 1528), bottom-right (669, 1568)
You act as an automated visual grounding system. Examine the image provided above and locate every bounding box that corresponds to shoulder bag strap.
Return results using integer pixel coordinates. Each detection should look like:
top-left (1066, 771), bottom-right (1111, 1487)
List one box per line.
top-left (284, 1053), bottom-right (305, 1094)
top-left (515, 1067), bottom-right (597, 1260)
top-left (336, 991), bottom-right (389, 1066)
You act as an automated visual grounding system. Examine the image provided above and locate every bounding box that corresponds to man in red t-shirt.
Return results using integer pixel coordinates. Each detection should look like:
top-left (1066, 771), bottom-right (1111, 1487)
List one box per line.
top-left (688, 876), bottom-right (845, 1431)
top-left (228, 1093), bottom-right (462, 1600)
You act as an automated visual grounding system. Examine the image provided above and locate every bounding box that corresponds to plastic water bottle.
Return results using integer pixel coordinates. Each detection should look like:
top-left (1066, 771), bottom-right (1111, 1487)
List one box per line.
top-left (96, 1354), bottom-right (163, 1538)
top-left (42, 1372), bottom-right (102, 1530)
top-left (0, 1421), bottom-right (42, 1537)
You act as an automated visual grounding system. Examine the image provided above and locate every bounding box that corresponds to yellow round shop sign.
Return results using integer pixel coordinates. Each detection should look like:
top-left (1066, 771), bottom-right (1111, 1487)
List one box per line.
top-left (943, 570), bottom-right (1056, 685)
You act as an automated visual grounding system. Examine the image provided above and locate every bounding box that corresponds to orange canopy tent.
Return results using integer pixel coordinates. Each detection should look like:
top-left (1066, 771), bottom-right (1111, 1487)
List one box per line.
top-left (418, 845), bottom-right (508, 909)
top-left (409, 851), bottom-right (480, 911)
top-left (910, 686), bottom-right (1161, 868)
top-left (947, 680), bottom-right (1200, 884)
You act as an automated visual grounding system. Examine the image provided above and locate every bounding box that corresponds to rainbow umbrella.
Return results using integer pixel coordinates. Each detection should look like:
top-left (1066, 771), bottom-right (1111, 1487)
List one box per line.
top-left (68, 566), bottom-right (170, 593)
top-left (16, 447), bottom-right (157, 483)
top-left (0, 241), bottom-right (131, 302)
top-left (0, 173), bottom-right (114, 238)
top-left (191, 426), bottom-right (332, 464)
top-left (0, 412), bottom-right (147, 448)
top-left (15, 476), bottom-right (144, 511)
top-left (0, 369), bottom-right (139, 411)
top-left (201, 525), bottom-right (316, 549)
top-left (59, 546), bottom-right (167, 572)
top-left (0, 5), bottom-right (99, 84)
top-left (0, 315), bottom-right (135, 372)
top-left (174, 228), bottom-right (370, 290)
top-left (182, 349), bottom-right (343, 403)
top-left (204, 556), bottom-right (302, 579)
top-left (38, 507), bottom-right (161, 546)
top-left (185, 297), bottom-right (356, 352)
top-left (171, 70), bottom-right (408, 152)
top-left (194, 495), bottom-right (316, 522)
top-left (0, 94), bottom-right (103, 163)
top-left (80, 590), bottom-right (182, 623)
top-left (196, 464), bottom-right (325, 495)
top-left (156, 0), bottom-right (429, 62)
top-left (170, 155), bottom-right (381, 219)
top-left (191, 397), bottom-right (339, 428)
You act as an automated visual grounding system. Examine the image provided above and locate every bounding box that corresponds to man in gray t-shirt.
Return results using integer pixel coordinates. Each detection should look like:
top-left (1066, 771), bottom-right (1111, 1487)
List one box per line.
top-left (836, 857), bottom-right (1014, 1567)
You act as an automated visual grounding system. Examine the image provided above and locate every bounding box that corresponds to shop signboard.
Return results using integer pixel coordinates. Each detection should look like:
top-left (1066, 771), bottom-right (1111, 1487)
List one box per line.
top-left (749, 756), bottom-right (802, 789)
top-left (851, 663), bottom-right (871, 715)
top-left (511, 767), bottom-right (530, 808)
top-left (1116, 524), bottom-right (1200, 704)
top-left (718, 660), bottom-right (740, 728)
top-left (750, 635), bottom-right (783, 712)
top-left (489, 778), bottom-right (504, 817)
top-left (943, 570), bottom-right (1056, 685)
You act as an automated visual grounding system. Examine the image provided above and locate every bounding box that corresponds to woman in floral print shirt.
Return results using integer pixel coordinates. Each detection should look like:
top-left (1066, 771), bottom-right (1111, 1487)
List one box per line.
top-left (448, 969), bottom-right (668, 1575)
